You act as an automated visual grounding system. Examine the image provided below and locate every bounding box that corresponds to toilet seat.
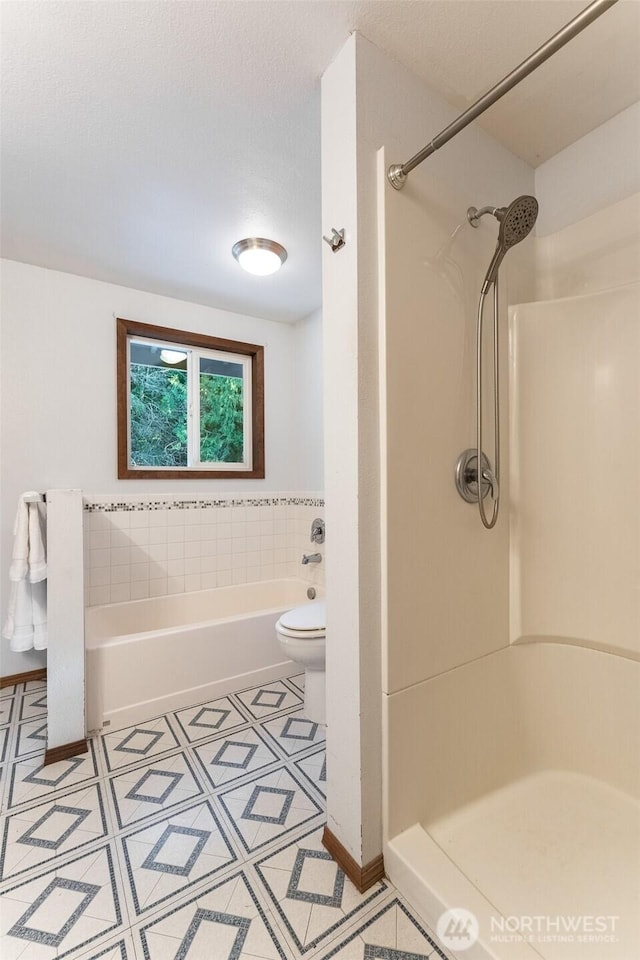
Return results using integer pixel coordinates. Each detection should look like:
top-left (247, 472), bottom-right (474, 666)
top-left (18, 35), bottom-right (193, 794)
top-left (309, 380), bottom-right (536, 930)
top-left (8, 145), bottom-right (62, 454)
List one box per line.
top-left (276, 600), bottom-right (325, 640)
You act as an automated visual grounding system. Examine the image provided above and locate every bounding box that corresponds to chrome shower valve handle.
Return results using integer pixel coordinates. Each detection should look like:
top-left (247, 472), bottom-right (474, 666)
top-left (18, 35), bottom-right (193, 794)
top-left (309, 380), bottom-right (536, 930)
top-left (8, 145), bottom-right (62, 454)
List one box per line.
top-left (455, 449), bottom-right (493, 504)
top-left (481, 468), bottom-right (499, 501)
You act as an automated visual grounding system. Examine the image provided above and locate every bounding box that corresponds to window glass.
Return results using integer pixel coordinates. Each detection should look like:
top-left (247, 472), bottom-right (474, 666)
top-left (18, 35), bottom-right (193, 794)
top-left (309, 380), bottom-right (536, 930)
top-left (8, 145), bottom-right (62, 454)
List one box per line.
top-left (129, 341), bottom-right (188, 466)
top-left (199, 357), bottom-right (244, 464)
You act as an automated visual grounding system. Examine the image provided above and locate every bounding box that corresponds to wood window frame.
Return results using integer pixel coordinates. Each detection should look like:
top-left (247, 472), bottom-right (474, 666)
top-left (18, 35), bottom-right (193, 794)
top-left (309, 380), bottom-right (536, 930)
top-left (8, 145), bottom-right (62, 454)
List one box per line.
top-left (117, 317), bottom-right (265, 479)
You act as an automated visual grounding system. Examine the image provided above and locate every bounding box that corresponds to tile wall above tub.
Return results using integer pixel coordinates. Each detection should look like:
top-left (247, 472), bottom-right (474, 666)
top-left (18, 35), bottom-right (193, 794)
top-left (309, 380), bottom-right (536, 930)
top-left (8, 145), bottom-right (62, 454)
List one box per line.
top-left (83, 493), bottom-right (325, 606)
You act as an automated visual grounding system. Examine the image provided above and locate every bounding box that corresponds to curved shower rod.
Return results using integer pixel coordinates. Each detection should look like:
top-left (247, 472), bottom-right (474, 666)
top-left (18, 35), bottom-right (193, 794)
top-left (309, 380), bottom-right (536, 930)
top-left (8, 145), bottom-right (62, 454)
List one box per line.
top-left (387, 0), bottom-right (619, 190)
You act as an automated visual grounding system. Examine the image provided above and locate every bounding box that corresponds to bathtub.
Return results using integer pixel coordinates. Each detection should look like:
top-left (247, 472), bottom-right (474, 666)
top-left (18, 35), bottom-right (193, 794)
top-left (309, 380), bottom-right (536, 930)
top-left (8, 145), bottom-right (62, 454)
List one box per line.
top-left (384, 641), bottom-right (640, 960)
top-left (85, 578), bottom-right (318, 732)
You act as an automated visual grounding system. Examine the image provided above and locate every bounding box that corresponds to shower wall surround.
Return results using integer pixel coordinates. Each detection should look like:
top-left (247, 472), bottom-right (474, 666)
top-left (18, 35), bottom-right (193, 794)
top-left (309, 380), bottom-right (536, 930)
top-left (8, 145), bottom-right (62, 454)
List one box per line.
top-left (510, 192), bottom-right (640, 660)
top-left (83, 493), bottom-right (325, 606)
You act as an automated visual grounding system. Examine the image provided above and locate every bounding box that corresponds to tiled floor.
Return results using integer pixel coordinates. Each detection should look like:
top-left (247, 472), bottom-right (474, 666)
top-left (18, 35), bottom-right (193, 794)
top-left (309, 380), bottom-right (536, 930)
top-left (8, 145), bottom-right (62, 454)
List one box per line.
top-left (0, 676), bottom-right (451, 960)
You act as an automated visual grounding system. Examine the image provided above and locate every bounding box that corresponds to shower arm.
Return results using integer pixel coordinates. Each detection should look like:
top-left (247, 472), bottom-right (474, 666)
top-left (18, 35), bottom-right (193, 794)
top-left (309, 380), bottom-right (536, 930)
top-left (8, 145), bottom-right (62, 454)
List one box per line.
top-left (387, 0), bottom-right (619, 190)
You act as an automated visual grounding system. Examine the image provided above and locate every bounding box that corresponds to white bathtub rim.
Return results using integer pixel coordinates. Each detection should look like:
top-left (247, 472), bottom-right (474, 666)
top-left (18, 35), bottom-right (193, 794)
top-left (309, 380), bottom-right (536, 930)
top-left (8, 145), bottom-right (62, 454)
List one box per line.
top-left (86, 601), bottom-right (299, 649)
top-left (85, 577), bottom-right (324, 649)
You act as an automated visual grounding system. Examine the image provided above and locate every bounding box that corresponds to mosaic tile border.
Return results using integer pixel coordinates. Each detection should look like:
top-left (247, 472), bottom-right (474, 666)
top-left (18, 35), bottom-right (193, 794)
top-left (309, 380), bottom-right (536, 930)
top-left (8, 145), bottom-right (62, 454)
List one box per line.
top-left (84, 497), bottom-right (324, 512)
top-left (78, 938), bottom-right (129, 960)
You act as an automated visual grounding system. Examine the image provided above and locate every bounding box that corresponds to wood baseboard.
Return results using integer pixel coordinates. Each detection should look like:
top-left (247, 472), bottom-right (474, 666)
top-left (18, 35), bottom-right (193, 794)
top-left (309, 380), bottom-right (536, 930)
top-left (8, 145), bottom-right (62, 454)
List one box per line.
top-left (44, 738), bottom-right (88, 767)
top-left (322, 826), bottom-right (385, 893)
top-left (0, 668), bottom-right (47, 689)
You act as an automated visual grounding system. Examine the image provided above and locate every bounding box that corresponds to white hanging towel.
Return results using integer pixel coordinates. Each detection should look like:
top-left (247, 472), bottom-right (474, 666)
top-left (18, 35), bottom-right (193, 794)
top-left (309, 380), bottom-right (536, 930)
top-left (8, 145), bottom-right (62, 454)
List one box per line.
top-left (3, 492), bottom-right (48, 651)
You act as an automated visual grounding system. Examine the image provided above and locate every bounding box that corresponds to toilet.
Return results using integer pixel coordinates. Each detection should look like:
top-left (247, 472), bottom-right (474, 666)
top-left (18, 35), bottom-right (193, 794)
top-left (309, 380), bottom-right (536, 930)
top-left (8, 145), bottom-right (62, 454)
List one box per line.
top-left (276, 600), bottom-right (326, 724)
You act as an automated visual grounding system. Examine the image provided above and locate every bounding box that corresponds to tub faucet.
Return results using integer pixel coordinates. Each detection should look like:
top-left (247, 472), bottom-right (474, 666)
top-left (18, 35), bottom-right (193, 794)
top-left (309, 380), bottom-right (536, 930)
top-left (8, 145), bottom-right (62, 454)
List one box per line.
top-left (301, 553), bottom-right (322, 565)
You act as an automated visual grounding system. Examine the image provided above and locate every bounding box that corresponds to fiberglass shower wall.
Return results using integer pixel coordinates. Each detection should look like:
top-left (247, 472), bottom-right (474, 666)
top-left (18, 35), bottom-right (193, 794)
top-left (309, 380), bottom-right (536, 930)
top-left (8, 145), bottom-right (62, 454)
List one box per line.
top-left (510, 197), bottom-right (640, 660)
top-left (378, 141), bottom-right (535, 839)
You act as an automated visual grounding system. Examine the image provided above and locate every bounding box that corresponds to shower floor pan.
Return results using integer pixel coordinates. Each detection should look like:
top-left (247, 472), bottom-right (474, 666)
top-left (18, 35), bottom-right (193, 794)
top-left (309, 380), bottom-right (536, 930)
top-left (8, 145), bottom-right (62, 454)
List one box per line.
top-left (387, 770), bottom-right (639, 960)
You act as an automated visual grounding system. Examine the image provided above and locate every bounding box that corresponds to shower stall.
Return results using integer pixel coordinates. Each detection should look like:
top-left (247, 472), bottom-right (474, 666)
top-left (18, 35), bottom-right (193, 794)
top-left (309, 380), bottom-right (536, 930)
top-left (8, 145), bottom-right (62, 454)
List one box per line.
top-left (378, 153), bottom-right (639, 959)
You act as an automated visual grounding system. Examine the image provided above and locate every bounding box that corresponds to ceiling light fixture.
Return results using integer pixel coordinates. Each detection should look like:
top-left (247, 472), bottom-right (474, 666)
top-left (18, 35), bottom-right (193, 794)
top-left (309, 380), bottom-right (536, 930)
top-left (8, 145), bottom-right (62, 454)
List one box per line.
top-left (160, 349), bottom-right (187, 365)
top-left (232, 238), bottom-right (287, 276)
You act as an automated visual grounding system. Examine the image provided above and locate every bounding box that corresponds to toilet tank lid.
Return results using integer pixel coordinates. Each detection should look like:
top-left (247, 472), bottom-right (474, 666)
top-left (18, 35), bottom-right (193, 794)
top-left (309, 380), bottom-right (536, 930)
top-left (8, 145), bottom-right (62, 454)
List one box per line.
top-left (279, 600), bottom-right (325, 631)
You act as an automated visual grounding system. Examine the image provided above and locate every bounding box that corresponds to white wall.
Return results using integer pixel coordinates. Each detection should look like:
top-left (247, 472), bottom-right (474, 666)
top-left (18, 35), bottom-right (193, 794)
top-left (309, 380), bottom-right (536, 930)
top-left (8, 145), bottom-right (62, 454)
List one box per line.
top-left (294, 308), bottom-right (324, 490)
top-left (0, 259), bottom-right (323, 676)
top-left (535, 101), bottom-right (640, 236)
top-left (47, 489), bottom-right (85, 749)
top-left (322, 36), bottom-right (367, 867)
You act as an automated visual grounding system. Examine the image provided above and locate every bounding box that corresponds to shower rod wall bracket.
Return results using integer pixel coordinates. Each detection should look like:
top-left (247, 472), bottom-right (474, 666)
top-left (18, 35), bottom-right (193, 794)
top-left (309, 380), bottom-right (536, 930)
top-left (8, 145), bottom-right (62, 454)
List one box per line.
top-left (387, 165), bottom-right (408, 191)
top-left (386, 0), bottom-right (618, 190)
top-left (323, 228), bottom-right (346, 252)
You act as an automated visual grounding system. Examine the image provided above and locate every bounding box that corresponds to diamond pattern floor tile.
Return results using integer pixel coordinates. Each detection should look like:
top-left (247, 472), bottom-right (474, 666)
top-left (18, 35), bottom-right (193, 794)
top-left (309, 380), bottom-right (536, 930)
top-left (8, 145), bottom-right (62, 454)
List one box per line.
top-left (134, 870), bottom-right (289, 960)
top-left (14, 718), bottom-right (49, 760)
top-left (0, 677), bottom-right (452, 960)
top-left (260, 711), bottom-right (326, 758)
top-left (192, 726), bottom-right (280, 790)
top-left (74, 930), bottom-right (135, 960)
top-left (0, 697), bottom-right (16, 728)
top-left (218, 767), bottom-right (323, 855)
top-left (109, 751), bottom-right (205, 830)
top-left (0, 726), bottom-right (9, 764)
top-left (0, 843), bottom-right (125, 960)
top-left (293, 748), bottom-right (326, 799)
top-left (102, 717), bottom-right (180, 773)
top-left (173, 696), bottom-right (250, 744)
top-left (319, 898), bottom-right (449, 960)
top-left (6, 741), bottom-right (99, 811)
top-left (119, 799), bottom-right (238, 918)
top-left (253, 824), bottom-right (387, 956)
top-left (233, 681), bottom-right (303, 721)
top-left (0, 782), bottom-right (109, 882)
top-left (286, 675), bottom-right (305, 695)
top-left (18, 690), bottom-right (48, 723)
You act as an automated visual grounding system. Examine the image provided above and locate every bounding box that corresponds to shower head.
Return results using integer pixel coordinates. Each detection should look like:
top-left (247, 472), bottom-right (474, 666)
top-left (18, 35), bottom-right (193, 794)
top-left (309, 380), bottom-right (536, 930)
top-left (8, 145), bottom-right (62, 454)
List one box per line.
top-left (468, 195), bottom-right (538, 293)
top-left (496, 195), bottom-right (538, 250)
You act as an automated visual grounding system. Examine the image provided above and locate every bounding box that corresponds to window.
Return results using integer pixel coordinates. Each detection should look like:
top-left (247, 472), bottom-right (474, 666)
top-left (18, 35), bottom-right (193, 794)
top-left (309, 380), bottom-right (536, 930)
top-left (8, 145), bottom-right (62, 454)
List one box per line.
top-left (117, 318), bottom-right (264, 478)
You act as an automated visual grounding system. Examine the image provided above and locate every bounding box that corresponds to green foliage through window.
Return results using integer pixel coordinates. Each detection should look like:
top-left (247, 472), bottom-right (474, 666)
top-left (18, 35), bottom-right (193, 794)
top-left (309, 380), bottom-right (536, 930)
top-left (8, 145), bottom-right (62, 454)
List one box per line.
top-left (130, 364), bottom-right (188, 466)
top-left (200, 373), bottom-right (244, 463)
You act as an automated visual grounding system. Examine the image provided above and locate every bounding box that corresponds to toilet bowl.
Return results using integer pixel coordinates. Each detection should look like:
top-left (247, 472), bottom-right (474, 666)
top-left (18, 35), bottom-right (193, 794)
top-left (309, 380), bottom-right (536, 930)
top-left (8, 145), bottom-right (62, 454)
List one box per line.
top-left (276, 600), bottom-right (326, 724)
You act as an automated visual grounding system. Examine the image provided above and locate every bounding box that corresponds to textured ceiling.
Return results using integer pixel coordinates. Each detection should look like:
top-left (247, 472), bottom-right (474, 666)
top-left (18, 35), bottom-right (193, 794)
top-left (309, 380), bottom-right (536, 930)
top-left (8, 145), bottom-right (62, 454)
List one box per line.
top-left (2, 1), bottom-right (639, 322)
